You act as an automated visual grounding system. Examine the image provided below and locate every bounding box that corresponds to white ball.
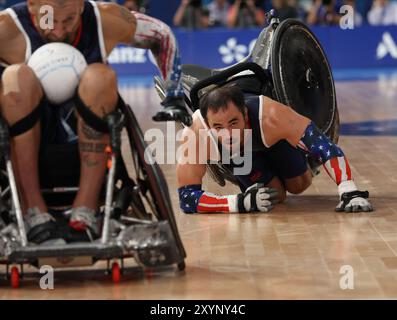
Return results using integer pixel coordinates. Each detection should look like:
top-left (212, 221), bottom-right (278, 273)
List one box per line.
top-left (28, 42), bottom-right (87, 104)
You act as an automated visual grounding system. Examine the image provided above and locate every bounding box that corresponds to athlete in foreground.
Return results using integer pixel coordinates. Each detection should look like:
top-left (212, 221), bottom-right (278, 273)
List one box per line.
top-left (177, 85), bottom-right (373, 214)
top-left (0, 0), bottom-right (191, 243)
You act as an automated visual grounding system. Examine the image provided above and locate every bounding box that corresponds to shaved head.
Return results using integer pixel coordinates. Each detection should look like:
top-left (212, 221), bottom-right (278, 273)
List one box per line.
top-left (27, 0), bottom-right (84, 43)
top-left (29, 0), bottom-right (84, 9)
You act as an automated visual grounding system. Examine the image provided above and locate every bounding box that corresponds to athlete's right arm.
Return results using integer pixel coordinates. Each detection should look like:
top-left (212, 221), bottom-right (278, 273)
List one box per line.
top-left (177, 114), bottom-right (278, 214)
top-left (177, 162), bottom-right (278, 214)
top-left (0, 12), bottom-right (8, 59)
top-left (0, 11), bottom-right (22, 64)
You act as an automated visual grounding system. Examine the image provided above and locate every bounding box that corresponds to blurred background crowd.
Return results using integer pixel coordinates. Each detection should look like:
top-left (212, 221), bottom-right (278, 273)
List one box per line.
top-left (1, 0), bottom-right (397, 28)
top-left (115, 0), bottom-right (397, 29)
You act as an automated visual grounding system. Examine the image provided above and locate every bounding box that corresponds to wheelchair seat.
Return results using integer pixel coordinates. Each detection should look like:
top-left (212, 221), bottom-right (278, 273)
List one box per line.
top-left (39, 143), bottom-right (81, 207)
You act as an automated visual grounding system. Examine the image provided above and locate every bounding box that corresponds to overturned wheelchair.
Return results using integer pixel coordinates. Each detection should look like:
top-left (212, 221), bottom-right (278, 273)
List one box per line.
top-left (0, 99), bottom-right (186, 288)
top-left (156, 12), bottom-right (340, 186)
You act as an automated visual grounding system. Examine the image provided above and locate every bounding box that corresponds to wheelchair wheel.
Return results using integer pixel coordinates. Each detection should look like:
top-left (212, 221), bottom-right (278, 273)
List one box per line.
top-left (271, 19), bottom-right (339, 142)
top-left (120, 103), bottom-right (186, 266)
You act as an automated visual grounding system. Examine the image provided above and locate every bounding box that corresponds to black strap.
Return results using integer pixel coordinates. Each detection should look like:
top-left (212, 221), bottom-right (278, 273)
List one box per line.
top-left (74, 91), bottom-right (121, 133)
top-left (8, 98), bottom-right (45, 137)
top-left (249, 188), bottom-right (259, 212)
top-left (237, 193), bottom-right (246, 213)
top-left (237, 187), bottom-right (260, 213)
top-left (341, 190), bottom-right (369, 207)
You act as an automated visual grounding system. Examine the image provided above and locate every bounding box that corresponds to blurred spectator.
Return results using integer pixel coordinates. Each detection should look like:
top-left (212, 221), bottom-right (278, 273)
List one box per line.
top-left (174, 0), bottom-right (209, 29)
top-left (367, 0), bottom-right (397, 26)
top-left (306, 0), bottom-right (341, 25)
top-left (227, 0), bottom-right (266, 28)
top-left (360, 0), bottom-right (374, 23)
top-left (272, 0), bottom-right (299, 21)
top-left (207, 0), bottom-right (230, 27)
top-left (342, 0), bottom-right (363, 27)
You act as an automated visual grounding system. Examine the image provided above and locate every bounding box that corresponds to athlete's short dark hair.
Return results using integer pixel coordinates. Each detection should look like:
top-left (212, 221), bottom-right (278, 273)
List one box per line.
top-left (199, 85), bottom-right (245, 122)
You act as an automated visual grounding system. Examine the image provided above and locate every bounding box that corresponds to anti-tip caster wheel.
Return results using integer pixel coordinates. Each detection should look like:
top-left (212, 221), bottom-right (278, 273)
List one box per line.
top-left (10, 266), bottom-right (20, 289)
top-left (111, 262), bottom-right (121, 284)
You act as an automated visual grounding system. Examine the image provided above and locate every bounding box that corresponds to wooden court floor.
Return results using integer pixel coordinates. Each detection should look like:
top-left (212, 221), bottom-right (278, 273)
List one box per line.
top-left (1, 79), bottom-right (397, 299)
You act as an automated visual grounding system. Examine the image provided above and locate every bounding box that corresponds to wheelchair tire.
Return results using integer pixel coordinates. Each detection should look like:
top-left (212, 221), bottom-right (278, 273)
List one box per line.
top-left (271, 19), bottom-right (339, 142)
top-left (120, 103), bottom-right (187, 264)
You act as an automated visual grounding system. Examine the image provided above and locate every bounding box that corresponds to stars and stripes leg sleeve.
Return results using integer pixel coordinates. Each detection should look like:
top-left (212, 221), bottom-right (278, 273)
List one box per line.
top-left (131, 12), bottom-right (184, 98)
top-left (178, 185), bottom-right (238, 214)
top-left (297, 122), bottom-right (354, 190)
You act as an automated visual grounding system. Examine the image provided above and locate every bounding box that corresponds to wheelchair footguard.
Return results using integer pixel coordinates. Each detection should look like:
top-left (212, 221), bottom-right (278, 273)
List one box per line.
top-left (1, 220), bottom-right (183, 269)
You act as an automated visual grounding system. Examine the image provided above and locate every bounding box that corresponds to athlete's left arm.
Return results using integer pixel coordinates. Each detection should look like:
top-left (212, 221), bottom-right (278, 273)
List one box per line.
top-left (96, 3), bottom-right (137, 54)
top-left (259, 96), bottom-right (373, 213)
top-left (97, 3), bottom-right (181, 83)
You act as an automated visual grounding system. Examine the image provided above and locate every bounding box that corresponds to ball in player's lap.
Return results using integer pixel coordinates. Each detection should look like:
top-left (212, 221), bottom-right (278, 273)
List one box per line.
top-left (28, 42), bottom-right (87, 104)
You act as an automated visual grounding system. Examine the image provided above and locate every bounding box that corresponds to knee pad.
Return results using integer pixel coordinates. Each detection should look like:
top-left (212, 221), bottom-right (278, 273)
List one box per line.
top-left (8, 98), bottom-right (45, 137)
top-left (74, 91), bottom-right (125, 133)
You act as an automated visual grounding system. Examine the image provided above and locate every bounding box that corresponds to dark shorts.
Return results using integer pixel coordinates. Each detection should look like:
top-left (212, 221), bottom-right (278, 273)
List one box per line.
top-left (226, 140), bottom-right (308, 192)
top-left (40, 98), bottom-right (78, 146)
top-left (38, 99), bottom-right (80, 194)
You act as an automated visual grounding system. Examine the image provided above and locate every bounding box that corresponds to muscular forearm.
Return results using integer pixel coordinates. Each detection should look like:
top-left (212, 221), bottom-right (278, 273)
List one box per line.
top-left (131, 12), bottom-right (183, 97)
top-left (178, 184), bottom-right (278, 214)
top-left (178, 184), bottom-right (237, 213)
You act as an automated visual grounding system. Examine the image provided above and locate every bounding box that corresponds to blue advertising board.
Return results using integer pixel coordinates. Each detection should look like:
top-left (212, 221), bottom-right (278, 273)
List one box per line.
top-left (109, 26), bottom-right (397, 78)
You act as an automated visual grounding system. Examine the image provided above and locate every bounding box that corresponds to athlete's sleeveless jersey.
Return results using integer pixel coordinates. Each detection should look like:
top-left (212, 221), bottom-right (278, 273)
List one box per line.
top-left (0, 0), bottom-right (107, 77)
top-left (197, 94), bottom-right (308, 191)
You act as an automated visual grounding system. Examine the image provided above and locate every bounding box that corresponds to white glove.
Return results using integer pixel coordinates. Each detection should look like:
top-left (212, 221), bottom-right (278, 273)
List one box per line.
top-left (336, 195), bottom-right (373, 212)
top-left (336, 181), bottom-right (373, 212)
top-left (237, 183), bottom-right (279, 213)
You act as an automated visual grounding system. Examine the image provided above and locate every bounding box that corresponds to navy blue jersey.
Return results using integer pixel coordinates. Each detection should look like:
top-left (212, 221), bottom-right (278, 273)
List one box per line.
top-left (0, 0), bottom-right (106, 77)
top-left (222, 94), bottom-right (308, 191)
top-left (244, 94), bottom-right (269, 151)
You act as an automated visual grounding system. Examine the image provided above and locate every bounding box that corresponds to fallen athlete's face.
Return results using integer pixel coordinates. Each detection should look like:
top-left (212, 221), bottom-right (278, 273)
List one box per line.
top-left (206, 102), bottom-right (248, 151)
top-left (29, 0), bottom-right (84, 43)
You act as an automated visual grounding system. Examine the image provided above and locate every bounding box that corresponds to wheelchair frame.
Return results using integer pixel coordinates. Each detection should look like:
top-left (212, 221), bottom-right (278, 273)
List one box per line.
top-left (155, 11), bottom-right (340, 188)
top-left (0, 101), bottom-right (186, 288)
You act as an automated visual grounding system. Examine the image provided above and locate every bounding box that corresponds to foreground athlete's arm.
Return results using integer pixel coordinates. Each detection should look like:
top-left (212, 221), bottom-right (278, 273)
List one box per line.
top-left (98, 4), bottom-right (180, 92)
top-left (177, 113), bottom-right (278, 214)
top-left (260, 96), bottom-right (373, 212)
top-left (97, 2), bottom-right (191, 125)
top-left (0, 11), bottom-right (25, 67)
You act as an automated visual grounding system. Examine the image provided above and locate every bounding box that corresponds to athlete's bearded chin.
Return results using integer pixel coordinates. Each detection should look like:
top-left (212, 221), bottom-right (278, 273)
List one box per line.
top-left (46, 33), bottom-right (73, 43)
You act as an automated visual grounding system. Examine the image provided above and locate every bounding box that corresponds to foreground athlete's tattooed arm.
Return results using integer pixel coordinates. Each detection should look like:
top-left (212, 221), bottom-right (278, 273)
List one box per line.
top-left (177, 114), bottom-right (278, 214)
top-left (259, 96), bottom-right (373, 212)
top-left (98, 2), bottom-right (184, 98)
